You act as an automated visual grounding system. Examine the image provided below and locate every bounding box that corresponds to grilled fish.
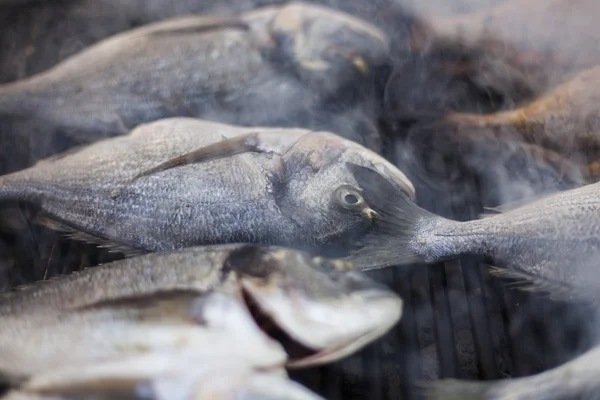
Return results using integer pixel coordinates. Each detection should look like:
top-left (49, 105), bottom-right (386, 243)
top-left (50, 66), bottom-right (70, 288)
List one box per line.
top-left (0, 118), bottom-right (414, 263)
top-left (391, 0), bottom-right (600, 118)
top-left (418, 343), bottom-right (600, 400)
top-left (0, 2), bottom-right (390, 173)
top-left (0, 0), bottom-right (412, 84)
top-left (345, 164), bottom-right (600, 301)
top-left (0, 243), bottom-right (402, 383)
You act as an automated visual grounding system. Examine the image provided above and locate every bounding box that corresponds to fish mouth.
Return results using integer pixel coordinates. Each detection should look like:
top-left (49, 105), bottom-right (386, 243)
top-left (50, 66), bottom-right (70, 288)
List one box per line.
top-left (241, 286), bottom-right (402, 368)
top-left (242, 287), bottom-right (324, 366)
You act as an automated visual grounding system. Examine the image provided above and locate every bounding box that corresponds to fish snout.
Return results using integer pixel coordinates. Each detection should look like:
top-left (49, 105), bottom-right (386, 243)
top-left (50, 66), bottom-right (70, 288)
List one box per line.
top-left (240, 264), bottom-right (402, 368)
top-left (267, 2), bottom-right (390, 88)
top-left (285, 287), bottom-right (403, 368)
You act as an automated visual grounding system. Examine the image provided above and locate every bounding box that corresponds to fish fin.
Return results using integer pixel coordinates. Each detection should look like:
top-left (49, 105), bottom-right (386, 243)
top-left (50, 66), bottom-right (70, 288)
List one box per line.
top-left (343, 162), bottom-right (442, 269)
top-left (22, 357), bottom-right (162, 398)
top-left (70, 289), bottom-right (206, 323)
top-left (487, 265), bottom-right (582, 302)
top-left (33, 214), bottom-right (146, 258)
top-left (132, 132), bottom-right (280, 181)
top-left (478, 192), bottom-right (555, 219)
top-left (148, 17), bottom-right (250, 36)
top-left (413, 378), bottom-right (496, 400)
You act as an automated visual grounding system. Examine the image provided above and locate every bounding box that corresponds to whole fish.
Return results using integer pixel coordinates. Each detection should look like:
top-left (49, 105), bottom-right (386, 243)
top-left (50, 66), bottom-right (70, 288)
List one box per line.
top-left (418, 343), bottom-right (600, 400)
top-left (0, 117), bottom-right (415, 263)
top-left (0, 2), bottom-right (390, 173)
top-left (390, 0), bottom-right (600, 118)
top-left (0, 243), bottom-right (403, 382)
top-left (345, 163), bottom-right (600, 300)
top-left (0, 0), bottom-right (411, 84)
top-left (5, 356), bottom-right (323, 400)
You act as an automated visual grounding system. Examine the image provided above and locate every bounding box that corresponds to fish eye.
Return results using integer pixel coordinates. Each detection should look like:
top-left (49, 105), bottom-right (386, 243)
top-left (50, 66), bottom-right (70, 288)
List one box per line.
top-left (333, 185), bottom-right (365, 210)
top-left (344, 193), bottom-right (359, 204)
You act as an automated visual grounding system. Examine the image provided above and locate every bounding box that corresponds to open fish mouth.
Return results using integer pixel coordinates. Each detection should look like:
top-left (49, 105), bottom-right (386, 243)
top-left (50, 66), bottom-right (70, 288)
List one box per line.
top-left (241, 285), bottom-right (402, 368)
top-left (241, 287), bottom-right (350, 367)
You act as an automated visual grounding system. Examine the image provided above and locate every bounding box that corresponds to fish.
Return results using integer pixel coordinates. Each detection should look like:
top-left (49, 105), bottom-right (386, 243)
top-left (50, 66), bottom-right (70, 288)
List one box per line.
top-left (0, 117), bottom-right (415, 263)
top-left (5, 356), bottom-right (324, 400)
top-left (0, 0), bottom-right (412, 84)
top-left (344, 163), bottom-right (600, 301)
top-left (416, 343), bottom-right (600, 400)
top-left (0, 243), bottom-right (403, 383)
top-left (403, 65), bottom-right (600, 205)
top-left (435, 66), bottom-right (600, 173)
top-left (390, 0), bottom-right (600, 118)
top-left (0, 2), bottom-right (390, 173)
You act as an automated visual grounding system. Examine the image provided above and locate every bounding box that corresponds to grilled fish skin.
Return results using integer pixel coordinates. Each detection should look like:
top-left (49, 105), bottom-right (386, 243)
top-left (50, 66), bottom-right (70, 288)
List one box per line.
top-left (0, 2), bottom-right (390, 173)
top-left (345, 163), bottom-right (600, 300)
top-left (0, 118), bottom-right (414, 261)
top-left (417, 344), bottom-right (600, 400)
top-left (436, 66), bottom-right (600, 168)
top-left (403, 65), bottom-right (600, 206)
top-left (0, 243), bottom-right (403, 382)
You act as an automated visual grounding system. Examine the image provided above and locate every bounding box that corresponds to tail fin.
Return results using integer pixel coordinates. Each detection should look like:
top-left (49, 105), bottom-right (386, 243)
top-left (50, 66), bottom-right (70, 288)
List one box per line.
top-left (414, 379), bottom-right (498, 400)
top-left (344, 162), bottom-right (446, 270)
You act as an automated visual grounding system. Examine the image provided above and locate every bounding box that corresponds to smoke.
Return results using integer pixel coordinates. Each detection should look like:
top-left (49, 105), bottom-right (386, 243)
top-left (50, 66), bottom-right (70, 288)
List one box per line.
top-left (2, 0), bottom-right (600, 397)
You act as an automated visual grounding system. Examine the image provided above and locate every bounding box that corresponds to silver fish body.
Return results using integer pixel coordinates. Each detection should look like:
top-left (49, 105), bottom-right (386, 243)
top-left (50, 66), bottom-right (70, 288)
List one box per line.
top-left (6, 356), bottom-right (324, 400)
top-left (346, 164), bottom-right (600, 299)
top-left (419, 344), bottom-right (600, 400)
top-left (0, 2), bottom-right (390, 173)
top-left (0, 0), bottom-right (409, 84)
top-left (0, 118), bottom-right (414, 262)
top-left (0, 243), bottom-right (403, 382)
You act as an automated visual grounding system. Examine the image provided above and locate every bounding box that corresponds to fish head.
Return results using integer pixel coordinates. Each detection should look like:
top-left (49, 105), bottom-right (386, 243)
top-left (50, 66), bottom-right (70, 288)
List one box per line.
top-left (267, 2), bottom-right (390, 94)
top-left (278, 131), bottom-right (415, 255)
top-left (225, 245), bottom-right (403, 368)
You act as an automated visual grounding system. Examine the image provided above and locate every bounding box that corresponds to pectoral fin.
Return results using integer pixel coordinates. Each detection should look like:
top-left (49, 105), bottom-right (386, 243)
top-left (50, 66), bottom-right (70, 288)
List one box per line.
top-left (148, 17), bottom-right (250, 37)
top-left (132, 131), bottom-right (305, 181)
top-left (70, 289), bottom-right (208, 325)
